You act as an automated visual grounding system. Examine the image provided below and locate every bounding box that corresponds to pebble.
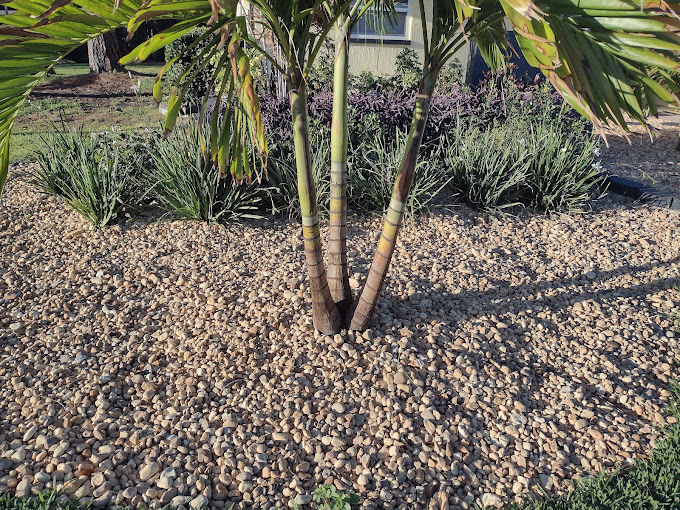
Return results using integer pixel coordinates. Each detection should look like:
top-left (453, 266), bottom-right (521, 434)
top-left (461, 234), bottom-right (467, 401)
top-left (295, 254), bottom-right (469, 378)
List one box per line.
top-left (190, 495), bottom-right (209, 509)
top-left (22, 425), bottom-right (38, 442)
top-left (574, 419), bottom-right (588, 431)
top-left (480, 493), bottom-right (503, 508)
top-left (139, 462), bottom-right (160, 481)
top-left (0, 169), bottom-right (678, 510)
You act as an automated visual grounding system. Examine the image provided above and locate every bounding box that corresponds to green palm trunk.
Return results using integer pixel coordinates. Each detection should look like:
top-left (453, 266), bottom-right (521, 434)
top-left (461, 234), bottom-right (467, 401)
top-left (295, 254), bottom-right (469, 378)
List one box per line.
top-left (327, 18), bottom-right (353, 314)
top-left (349, 71), bottom-right (438, 331)
top-left (291, 83), bottom-right (343, 334)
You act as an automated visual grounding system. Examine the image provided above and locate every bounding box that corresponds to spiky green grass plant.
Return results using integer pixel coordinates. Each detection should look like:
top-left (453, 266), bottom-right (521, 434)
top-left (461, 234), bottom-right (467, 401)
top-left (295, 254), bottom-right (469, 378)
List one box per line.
top-left (28, 126), bottom-right (138, 228)
top-left (148, 123), bottom-right (266, 223)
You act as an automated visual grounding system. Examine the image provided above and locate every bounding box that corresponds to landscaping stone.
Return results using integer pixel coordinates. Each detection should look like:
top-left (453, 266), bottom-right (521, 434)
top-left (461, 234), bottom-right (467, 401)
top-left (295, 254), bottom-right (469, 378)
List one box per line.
top-left (139, 462), bottom-right (160, 481)
top-left (0, 168), bottom-right (678, 509)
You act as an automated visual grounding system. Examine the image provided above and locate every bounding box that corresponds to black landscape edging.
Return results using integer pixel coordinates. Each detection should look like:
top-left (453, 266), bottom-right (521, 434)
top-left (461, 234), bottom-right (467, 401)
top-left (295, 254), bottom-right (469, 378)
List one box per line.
top-left (600, 172), bottom-right (680, 210)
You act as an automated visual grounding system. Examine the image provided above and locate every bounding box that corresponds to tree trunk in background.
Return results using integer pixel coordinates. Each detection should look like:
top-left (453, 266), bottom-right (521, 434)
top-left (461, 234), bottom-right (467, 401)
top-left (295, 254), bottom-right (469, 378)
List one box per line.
top-left (87, 32), bottom-right (123, 73)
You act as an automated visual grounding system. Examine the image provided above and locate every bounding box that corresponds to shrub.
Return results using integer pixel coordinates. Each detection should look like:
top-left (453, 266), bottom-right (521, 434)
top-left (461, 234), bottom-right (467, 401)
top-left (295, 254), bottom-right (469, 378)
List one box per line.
top-left (148, 123), bottom-right (266, 222)
top-left (519, 118), bottom-right (603, 213)
top-left (261, 72), bottom-right (572, 164)
top-left (436, 58), bottom-right (464, 95)
top-left (349, 132), bottom-right (450, 215)
top-left (348, 70), bottom-right (387, 93)
top-left (394, 48), bottom-right (421, 90)
top-left (257, 71), bottom-right (597, 217)
top-left (443, 112), bottom-right (601, 214)
top-left (165, 28), bottom-right (219, 108)
top-left (29, 126), bottom-right (140, 227)
top-left (443, 122), bottom-right (530, 213)
top-left (307, 41), bottom-right (335, 92)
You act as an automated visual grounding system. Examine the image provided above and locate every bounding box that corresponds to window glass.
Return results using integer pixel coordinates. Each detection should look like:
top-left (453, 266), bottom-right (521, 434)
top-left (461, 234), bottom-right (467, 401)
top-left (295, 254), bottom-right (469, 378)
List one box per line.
top-left (351, 1), bottom-right (409, 40)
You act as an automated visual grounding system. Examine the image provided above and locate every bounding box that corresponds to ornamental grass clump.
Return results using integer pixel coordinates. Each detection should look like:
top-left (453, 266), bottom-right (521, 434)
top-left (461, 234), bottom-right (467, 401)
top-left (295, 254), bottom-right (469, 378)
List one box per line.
top-left (30, 126), bottom-right (139, 228)
top-left (148, 123), bottom-right (265, 222)
top-left (521, 119), bottom-right (603, 214)
top-left (349, 132), bottom-right (450, 216)
top-left (444, 122), bottom-right (531, 213)
top-left (444, 110), bottom-right (602, 215)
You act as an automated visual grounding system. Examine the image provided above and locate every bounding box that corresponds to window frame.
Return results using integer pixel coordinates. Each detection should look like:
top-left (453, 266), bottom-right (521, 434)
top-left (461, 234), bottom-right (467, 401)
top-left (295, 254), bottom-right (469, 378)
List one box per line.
top-left (350, 0), bottom-right (412, 44)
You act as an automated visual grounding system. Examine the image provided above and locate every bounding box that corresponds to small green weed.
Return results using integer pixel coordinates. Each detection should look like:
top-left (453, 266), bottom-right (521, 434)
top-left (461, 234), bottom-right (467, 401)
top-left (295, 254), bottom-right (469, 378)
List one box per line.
top-left (311, 484), bottom-right (360, 510)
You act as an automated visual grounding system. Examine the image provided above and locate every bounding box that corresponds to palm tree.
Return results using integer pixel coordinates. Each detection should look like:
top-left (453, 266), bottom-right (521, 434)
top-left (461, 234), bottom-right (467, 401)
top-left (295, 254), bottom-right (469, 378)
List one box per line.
top-left (2, 0), bottom-right (680, 335)
top-left (348, 0), bottom-right (680, 329)
top-left (326, 1), bottom-right (396, 314)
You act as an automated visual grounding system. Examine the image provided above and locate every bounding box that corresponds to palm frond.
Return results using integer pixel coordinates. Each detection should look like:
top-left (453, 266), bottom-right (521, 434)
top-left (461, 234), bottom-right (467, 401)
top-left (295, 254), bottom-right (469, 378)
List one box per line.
top-left (0, 0), bottom-right (149, 195)
top-left (498, 0), bottom-right (680, 132)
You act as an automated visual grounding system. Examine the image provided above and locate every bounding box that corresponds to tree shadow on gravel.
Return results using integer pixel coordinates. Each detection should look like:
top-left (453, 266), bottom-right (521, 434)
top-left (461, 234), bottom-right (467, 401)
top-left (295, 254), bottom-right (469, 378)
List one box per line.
top-left (371, 256), bottom-right (679, 434)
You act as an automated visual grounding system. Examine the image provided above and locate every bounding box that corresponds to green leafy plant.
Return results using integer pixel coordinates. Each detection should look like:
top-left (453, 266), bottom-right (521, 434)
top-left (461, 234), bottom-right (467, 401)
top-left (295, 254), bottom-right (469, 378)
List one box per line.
top-left (348, 70), bottom-right (382, 93)
top-left (308, 40), bottom-right (335, 92)
top-left (29, 125), bottom-right (139, 228)
top-left (444, 122), bottom-right (530, 214)
top-left (436, 58), bottom-right (464, 95)
top-left (520, 118), bottom-right (603, 214)
top-left (148, 123), bottom-right (266, 222)
top-left (444, 106), bottom-right (601, 215)
top-left (312, 484), bottom-right (360, 510)
top-left (394, 48), bottom-right (422, 90)
top-left (349, 131), bottom-right (450, 216)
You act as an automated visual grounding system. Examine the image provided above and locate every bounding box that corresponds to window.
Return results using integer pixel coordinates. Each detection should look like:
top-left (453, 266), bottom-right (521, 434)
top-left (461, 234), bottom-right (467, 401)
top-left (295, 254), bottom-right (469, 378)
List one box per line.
top-left (351, 1), bottom-right (411, 42)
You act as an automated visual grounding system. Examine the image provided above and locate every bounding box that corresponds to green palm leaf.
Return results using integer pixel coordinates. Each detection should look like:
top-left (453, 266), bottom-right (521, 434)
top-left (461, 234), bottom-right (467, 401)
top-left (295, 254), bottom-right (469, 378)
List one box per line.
top-left (497, 0), bottom-right (680, 132)
top-left (0, 0), bottom-right (268, 196)
top-left (0, 0), bottom-right (149, 194)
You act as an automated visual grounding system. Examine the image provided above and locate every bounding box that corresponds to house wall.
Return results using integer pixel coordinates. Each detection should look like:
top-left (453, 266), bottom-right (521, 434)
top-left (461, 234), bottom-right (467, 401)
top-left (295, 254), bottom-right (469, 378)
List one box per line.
top-left (347, 0), bottom-right (471, 79)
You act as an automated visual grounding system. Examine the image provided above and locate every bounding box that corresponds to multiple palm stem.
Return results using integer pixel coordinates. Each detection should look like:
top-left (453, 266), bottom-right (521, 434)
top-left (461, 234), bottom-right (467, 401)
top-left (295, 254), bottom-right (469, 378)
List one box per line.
top-left (291, 81), bottom-right (344, 333)
top-left (3, 1), bottom-right (680, 335)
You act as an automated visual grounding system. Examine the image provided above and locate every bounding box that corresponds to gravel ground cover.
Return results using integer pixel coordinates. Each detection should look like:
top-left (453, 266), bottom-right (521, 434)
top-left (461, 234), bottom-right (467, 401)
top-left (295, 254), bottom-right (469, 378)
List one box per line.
top-left (0, 165), bottom-right (679, 510)
top-left (601, 111), bottom-right (680, 194)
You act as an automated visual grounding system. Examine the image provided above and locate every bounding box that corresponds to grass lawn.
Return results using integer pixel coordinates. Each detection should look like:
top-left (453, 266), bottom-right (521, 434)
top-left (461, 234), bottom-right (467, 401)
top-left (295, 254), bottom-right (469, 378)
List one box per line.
top-left (10, 62), bottom-right (164, 164)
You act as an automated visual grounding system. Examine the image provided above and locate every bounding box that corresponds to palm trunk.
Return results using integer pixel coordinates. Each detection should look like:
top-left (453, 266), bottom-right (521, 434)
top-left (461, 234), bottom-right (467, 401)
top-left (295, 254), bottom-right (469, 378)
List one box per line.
top-left (328, 19), bottom-right (353, 314)
top-left (348, 71), bottom-right (438, 331)
top-left (290, 82), bottom-right (343, 334)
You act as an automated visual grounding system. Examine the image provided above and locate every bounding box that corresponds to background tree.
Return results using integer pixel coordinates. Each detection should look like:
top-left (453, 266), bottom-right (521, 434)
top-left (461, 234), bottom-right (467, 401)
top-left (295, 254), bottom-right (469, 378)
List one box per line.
top-left (87, 31), bottom-right (124, 73)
